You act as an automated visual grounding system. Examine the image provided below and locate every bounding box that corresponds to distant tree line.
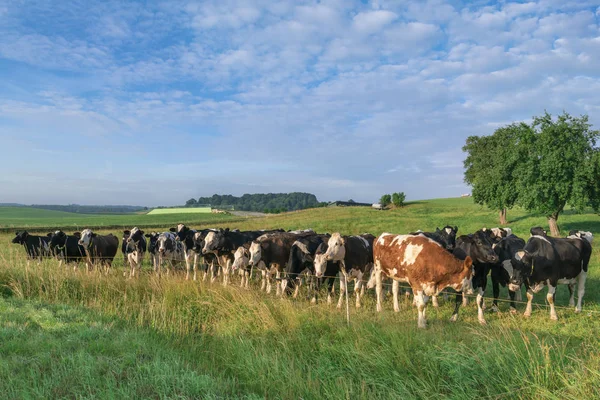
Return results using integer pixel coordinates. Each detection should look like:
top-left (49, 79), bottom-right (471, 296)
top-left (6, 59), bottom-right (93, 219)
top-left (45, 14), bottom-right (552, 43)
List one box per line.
top-left (30, 204), bottom-right (147, 214)
top-left (463, 111), bottom-right (600, 236)
top-left (186, 192), bottom-right (320, 213)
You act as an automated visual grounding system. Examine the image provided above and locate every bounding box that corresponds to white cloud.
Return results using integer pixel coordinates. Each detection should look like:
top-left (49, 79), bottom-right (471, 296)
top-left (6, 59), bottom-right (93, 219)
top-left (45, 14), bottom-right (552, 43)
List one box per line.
top-left (352, 10), bottom-right (397, 34)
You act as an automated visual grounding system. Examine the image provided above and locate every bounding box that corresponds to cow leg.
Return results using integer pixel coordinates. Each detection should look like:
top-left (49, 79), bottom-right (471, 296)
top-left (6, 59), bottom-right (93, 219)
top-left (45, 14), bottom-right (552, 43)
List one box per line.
top-left (515, 289), bottom-right (522, 302)
top-left (58, 259), bottom-right (63, 269)
top-left (392, 280), bottom-right (400, 312)
top-left (431, 295), bottom-right (439, 308)
top-left (266, 271), bottom-right (273, 294)
top-left (415, 291), bottom-right (427, 328)
top-left (260, 270), bottom-right (267, 291)
top-left (576, 271), bottom-right (587, 313)
top-left (547, 284), bottom-right (558, 320)
top-left (450, 293), bottom-right (462, 322)
top-left (568, 283), bottom-right (576, 307)
top-left (185, 252), bottom-right (191, 280)
top-left (476, 288), bottom-right (487, 325)
top-left (293, 279), bottom-right (301, 299)
top-left (491, 275), bottom-right (500, 312)
top-left (275, 270), bottom-right (282, 296)
top-left (524, 289), bottom-right (534, 317)
top-left (508, 290), bottom-right (517, 314)
top-left (462, 293), bottom-right (469, 307)
top-left (327, 278), bottom-right (335, 305)
top-left (354, 275), bottom-right (363, 308)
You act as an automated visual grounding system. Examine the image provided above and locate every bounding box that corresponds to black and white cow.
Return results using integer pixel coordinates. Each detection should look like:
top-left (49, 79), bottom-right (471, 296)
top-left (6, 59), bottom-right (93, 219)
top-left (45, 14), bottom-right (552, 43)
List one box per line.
top-left (48, 230), bottom-right (86, 269)
top-left (155, 231), bottom-right (185, 276)
top-left (483, 227), bottom-right (513, 244)
top-left (451, 230), bottom-right (499, 325)
top-left (170, 224), bottom-right (202, 281)
top-left (509, 232), bottom-right (592, 319)
top-left (123, 227), bottom-right (147, 278)
top-left (202, 229), bottom-right (265, 286)
top-left (490, 234), bottom-right (525, 313)
top-left (78, 229), bottom-right (119, 272)
top-left (313, 233), bottom-right (375, 309)
top-left (567, 230), bottom-right (593, 243)
top-left (530, 226), bottom-right (547, 237)
top-left (144, 232), bottom-right (161, 272)
top-left (12, 231), bottom-right (52, 260)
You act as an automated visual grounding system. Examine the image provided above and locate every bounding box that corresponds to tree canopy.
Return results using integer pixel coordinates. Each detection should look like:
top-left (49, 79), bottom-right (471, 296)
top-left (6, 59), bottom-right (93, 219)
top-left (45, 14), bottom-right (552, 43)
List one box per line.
top-left (194, 192), bottom-right (320, 213)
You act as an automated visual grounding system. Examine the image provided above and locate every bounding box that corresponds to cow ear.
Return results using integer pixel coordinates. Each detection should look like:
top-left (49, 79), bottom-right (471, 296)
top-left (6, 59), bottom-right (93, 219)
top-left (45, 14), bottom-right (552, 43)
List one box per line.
top-left (169, 227), bottom-right (176, 232)
top-left (139, 230), bottom-right (144, 235)
top-left (91, 233), bottom-right (97, 238)
top-left (123, 230), bottom-right (130, 235)
top-left (463, 256), bottom-right (473, 269)
top-left (15, 231), bottom-right (20, 236)
top-left (225, 228), bottom-right (230, 232)
top-left (47, 233), bottom-right (53, 237)
top-left (73, 232), bottom-right (81, 238)
top-left (454, 226), bottom-right (458, 232)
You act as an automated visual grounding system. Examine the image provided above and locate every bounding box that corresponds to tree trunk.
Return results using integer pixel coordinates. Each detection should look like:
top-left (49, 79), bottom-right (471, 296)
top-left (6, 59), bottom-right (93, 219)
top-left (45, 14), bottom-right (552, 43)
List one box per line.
top-left (499, 208), bottom-right (507, 225)
top-left (548, 214), bottom-right (560, 237)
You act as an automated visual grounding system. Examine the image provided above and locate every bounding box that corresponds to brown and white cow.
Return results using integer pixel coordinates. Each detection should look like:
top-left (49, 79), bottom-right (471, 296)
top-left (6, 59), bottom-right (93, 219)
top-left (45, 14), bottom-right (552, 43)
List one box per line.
top-left (371, 233), bottom-right (474, 328)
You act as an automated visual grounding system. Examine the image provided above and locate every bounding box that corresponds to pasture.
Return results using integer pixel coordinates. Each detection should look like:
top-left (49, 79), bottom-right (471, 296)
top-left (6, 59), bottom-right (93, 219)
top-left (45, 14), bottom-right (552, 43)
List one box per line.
top-left (1, 198), bottom-right (600, 399)
top-left (147, 207), bottom-right (212, 215)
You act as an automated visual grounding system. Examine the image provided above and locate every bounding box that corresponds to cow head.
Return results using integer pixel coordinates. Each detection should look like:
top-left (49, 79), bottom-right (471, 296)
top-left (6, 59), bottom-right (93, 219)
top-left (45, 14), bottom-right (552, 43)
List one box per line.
top-left (436, 225), bottom-right (458, 250)
top-left (249, 240), bottom-right (265, 267)
top-left (509, 250), bottom-right (533, 291)
top-left (313, 242), bottom-right (329, 277)
top-left (125, 227), bottom-right (145, 251)
top-left (567, 230), bottom-right (593, 244)
top-left (78, 229), bottom-right (96, 247)
top-left (232, 247), bottom-right (250, 271)
top-left (157, 232), bottom-right (177, 254)
top-left (48, 230), bottom-right (68, 251)
top-left (323, 233), bottom-right (345, 262)
top-left (202, 230), bottom-right (224, 254)
top-left (12, 231), bottom-right (29, 244)
top-left (144, 232), bottom-right (160, 254)
top-left (530, 226), bottom-right (547, 237)
top-left (460, 230), bottom-right (499, 264)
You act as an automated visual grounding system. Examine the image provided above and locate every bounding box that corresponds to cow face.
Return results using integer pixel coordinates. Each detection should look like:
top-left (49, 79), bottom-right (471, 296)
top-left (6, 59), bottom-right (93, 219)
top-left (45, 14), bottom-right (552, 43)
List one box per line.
top-left (49, 230), bottom-right (68, 249)
top-left (289, 241), bottom-right (314, 274)
top-left (78, 229), bottom-right (96, 247)
top-left (437, 226), bottom-right (458, 250)
top-left (509, 250), bottom-right (532, 290)
top-left (232, 247), bottom-right (249, 271)
top-left (145, 232), bottom-right (160, 254)
top-left (313, 242), bottom-right (328, 277)
top-left (249, 241), bottom-right (263, 266)
top-left (202, 231), bottom-right (224, 254)
top-left (12, 231), bottom-right (29, 244)
top-left (126, 227), bottom-right (145, 251)
top-left (172, 224), bottom-right (190, 241)
top-left (157, 232), bottom-right (176, 254)
top-left (192, 232), bottom-right (205, 252)
top-left (530, 227), bottom-right (547, 237)
top-left (324, 233), bottom-right (346, 262)
top-left (568, 230), bottom-right (593, 244)
top-left (468, 231), bottom-right (499, 264)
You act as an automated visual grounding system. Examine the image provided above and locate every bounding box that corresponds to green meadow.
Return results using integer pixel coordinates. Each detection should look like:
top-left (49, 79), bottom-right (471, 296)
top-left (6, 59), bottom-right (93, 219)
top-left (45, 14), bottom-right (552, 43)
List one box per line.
top-left (1, 197), bottom-right (600, 399)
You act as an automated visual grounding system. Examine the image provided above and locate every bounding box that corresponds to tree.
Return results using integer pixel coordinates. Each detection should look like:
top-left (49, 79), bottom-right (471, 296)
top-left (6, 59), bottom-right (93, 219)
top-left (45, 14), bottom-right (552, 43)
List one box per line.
top-left (516, 112), bottom-right (600, 236)
top-left (380, 194), bottom-right (391, 207)
top-left (185, 198), bottom-right (197, 207)
top-left (463, 122), bottom-right (531, 225)
top-left (392, 192), bottom-right (406, 207)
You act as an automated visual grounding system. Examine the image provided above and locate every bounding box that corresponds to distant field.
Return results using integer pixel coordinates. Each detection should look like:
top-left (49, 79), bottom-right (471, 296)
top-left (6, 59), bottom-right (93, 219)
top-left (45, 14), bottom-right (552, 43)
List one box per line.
top-left (0, 206), bottom-right (238, 232)
top-left (147, 207), bottom-right (212, 215)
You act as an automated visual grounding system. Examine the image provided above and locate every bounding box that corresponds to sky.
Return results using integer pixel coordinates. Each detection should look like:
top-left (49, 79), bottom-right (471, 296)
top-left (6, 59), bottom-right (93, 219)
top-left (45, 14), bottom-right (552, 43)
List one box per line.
top-left (1, 0), bottom-right (599, 206)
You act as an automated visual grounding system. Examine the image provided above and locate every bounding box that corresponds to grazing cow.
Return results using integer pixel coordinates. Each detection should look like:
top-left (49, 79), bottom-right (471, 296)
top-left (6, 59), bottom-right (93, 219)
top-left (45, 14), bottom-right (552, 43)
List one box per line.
top-left (48, 231), bottom-right (86, 269)
top-left (12, 231), bottom-right (52, 260)
top-left (249, 231), bottom-right (312, 295)
top-left (313, 233), bottom-right (375, 308)
top-left (78, 229), bottom-right (119, 272)
top-left (280, 234), bottom-right (333, 298)
top-left (123, 228), bottom-right (147, 278)
top-left (155, 232), bottom-right (185, 275)
top-left (490, 234), bottom-right (526, 313)
top-left (371, 233), bottom-right (474, 328)
top-left (451, 230), bottom-right (499, 325)
top-left (202, 229), bottom-right (264, 286)
top-left (509, 233), bottom-right (592, 319)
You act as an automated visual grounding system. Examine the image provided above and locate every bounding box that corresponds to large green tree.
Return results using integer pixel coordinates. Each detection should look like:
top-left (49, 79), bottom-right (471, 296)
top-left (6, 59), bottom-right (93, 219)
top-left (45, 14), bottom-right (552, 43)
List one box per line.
top-left (463, 123), bottom-right (530, 225)
top-left (516, 112), bottom-right (600, 236)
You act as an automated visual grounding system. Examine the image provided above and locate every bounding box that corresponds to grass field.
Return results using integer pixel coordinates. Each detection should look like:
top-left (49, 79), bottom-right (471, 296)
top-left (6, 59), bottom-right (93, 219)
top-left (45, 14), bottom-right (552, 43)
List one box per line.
top-left (1, 197), bottom-right (600, 399)
top-left (0, 206), bottom-right (238, 232)
top-left (147, 207), bottom-right (212, 215)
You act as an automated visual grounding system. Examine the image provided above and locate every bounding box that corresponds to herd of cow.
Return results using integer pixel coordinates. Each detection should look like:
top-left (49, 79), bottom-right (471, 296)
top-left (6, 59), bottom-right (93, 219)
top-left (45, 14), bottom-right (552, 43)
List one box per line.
top-left (10, 224), bottom-right (593, 328)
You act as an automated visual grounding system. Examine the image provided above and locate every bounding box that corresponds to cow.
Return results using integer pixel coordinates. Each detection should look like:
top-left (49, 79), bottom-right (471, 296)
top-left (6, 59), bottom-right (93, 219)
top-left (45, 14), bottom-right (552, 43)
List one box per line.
top-left (123, 228), bottom-right (146, 278)
top-left (483, 227), bottom-right (513, 244)
top-left (12, 231), bottom-right (52, 260)
top-left (155, 232), bottom-right (185, 276)
top-left (490, 234), bottom-right (526, 313)
top-left (280, 234), bottom-right (332, 299)
top-left (567, 230), bottom-right (593, 243)
top-left (313, 233), bottom-right (375, 309)
top-left (509, 233), bottom-right (592, 320)
top-left (370, 233), bottom-right (474, 328)
top-left (249, 231), bottom-right (312, 295)
top-left (450, 230), bottom-right (499, 325)
top-left (144, 232), bottom-right (161, 272)
top-left (77, 229), bottom-right (119, 273)
top-left (530, 226), bottom-right (547, 237)
top-left (232, 246), bottom-right (253, 288)
top-left (48, 230), bottom-right (86, 269)
top-left (170, 224), bottom-right (202, 281)
top-left (202, 229), bottom-right (264, 286)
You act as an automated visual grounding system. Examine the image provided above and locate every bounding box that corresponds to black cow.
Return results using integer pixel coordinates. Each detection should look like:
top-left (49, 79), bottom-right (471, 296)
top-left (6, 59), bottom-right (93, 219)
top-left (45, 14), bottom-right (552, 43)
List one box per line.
top-left (451, 230), bottom-right (499, 325)
top-left (509, 233), bottom-right (592, 319)
top-left (48, 230), bottom-right (86, 268)
top-left (78, 229), bottom-right (119, 272)
top-left (170, 224), bottom-right (202, 280)
top-left (410, 225), bottom-right (458, 251)
top-left (12, 231), bottom-right (52, 260)
top-left (530, 226), bottom-right (547, 237)
top-left (123, 228), bottom-right (147, 278)
top-left (281, 234), bottom-right (332, 298)
top-left (144, 232), bottom-right (161, 272)
top-left (490, 234), bottom-right (526, 312)
top-left (202, 229), bottom-right (265, 286)
top-left (313, 233), bottom-right (375, 309)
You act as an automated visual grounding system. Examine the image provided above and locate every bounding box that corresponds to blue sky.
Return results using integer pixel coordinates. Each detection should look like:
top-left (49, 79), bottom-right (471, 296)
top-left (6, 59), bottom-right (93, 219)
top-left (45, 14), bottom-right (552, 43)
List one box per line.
top-left (1, 0), bottom-right (599, 206)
